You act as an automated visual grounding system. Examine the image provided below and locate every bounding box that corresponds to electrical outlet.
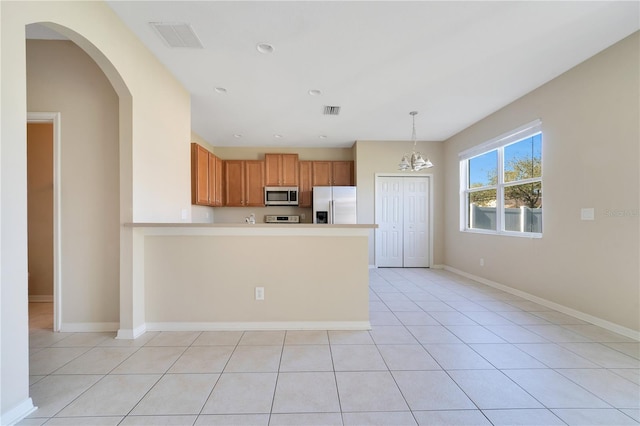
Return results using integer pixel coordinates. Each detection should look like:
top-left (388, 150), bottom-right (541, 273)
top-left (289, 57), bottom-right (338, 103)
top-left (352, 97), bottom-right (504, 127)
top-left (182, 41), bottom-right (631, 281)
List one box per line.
top-left (255, 287), bottom-right (264, 300)
top-left (480, 258), bottom-right (485, 267)
top-left (301, 213), bottom-right (306, 220)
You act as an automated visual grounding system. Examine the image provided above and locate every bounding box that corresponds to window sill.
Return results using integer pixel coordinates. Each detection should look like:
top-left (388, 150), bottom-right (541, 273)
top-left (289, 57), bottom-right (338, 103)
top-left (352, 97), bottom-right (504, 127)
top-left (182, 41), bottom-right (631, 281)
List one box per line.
top-left (461, 228), bottom-right (542, 239)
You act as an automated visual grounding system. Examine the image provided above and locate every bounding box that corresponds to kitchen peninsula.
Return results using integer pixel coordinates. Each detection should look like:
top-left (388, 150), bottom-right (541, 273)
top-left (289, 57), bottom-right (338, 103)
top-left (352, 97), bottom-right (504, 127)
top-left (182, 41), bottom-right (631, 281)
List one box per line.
top-left (118, 222), bottom-right (375, 339)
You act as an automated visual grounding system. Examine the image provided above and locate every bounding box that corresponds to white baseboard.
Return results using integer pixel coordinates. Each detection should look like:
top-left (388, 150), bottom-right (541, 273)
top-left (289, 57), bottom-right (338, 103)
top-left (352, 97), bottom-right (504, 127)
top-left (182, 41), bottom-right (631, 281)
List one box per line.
top-left (370, 265), bottom-right (444, 269)
top-left (444, 265), bottom-right (640, 341)
top-left (28, 295), bottom-right (53, 303)
top-left (1, 398), bottom-right (36, 426)
top-left (116, 324), bottom-right (147, 340)
top-left (60, 322), bottom-right (119, 332)
top-left (145, 321), bottom-right (372, 332)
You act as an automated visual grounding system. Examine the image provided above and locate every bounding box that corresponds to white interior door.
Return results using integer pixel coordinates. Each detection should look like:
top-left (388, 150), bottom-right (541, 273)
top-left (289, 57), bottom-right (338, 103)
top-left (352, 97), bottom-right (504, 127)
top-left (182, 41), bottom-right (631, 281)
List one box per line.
top-left (403, 177), bottom-right (429, 267)
top-left (375, 176), bottom-right (430, 268)
top-left (375, 177), bottom-right (403, 267)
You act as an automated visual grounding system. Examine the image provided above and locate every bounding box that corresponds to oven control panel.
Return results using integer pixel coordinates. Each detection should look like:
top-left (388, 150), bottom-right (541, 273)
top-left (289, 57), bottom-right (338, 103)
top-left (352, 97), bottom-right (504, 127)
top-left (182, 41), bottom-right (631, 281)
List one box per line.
top-left (264, 215), bottom-right (300, 223)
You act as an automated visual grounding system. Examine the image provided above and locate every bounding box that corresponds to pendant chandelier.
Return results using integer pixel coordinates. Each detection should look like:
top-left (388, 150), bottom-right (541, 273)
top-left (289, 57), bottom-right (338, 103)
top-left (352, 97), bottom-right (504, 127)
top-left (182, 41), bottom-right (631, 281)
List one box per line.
top-left (398, 111), bottom-right (433, 171)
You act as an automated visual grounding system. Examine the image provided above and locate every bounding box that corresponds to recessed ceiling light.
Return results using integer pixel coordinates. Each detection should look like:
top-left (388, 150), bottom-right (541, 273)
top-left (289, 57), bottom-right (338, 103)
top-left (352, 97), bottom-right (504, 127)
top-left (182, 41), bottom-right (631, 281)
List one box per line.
top-left (233, 134), bottom-right (242, 138)
top-left (256, 43), bottom-right (275, 54)
top-left (308, 89), bottom-right (322, 96)
top-left (214, 87), bottom-right (227, 94)
top-left (274, 134), bottom-right (283, 139)
top-left (319, 135), bottom-right (328, 139)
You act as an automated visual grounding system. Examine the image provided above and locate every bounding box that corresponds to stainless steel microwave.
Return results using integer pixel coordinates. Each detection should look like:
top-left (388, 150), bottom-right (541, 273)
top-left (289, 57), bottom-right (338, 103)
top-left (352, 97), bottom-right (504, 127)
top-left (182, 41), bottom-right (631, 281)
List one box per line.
top-left (264, 186), bottom-right (299, 206)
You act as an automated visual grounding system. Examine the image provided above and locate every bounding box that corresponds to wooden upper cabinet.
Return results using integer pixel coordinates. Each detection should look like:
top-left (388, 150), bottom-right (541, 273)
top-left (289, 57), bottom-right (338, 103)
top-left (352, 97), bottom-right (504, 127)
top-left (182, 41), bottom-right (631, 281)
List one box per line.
top-left (195, 147), bottom-right (352, 207)
top-left (265, 153), bottom-right (298, 186)
top-left (298, 161), bottom-right (313, 208)
top-left (191, 143), bottom-right (210, 205)
top-left (312, 161), bottom-right (332, 186)
top-left (191, 143), bottom-right (225, 206)
top-left (312, 161), bottom-right (354, 186)
top-left (224, 160), bottom-right (265, 207)
top-left (210, 154), bottom-right (224, 206)
top-left (224, 160), bottom-right (245, 207)
top-left (332, 161), bottom-right (354, 186)
top-left (245, 160), bottom-right (265, 206)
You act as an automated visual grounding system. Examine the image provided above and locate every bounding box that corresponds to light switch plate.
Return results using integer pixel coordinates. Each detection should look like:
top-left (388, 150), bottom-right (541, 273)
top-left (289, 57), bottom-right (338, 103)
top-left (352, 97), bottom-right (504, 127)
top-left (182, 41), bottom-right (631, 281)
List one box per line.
top-left (581, 208), bottom-right (595, 221)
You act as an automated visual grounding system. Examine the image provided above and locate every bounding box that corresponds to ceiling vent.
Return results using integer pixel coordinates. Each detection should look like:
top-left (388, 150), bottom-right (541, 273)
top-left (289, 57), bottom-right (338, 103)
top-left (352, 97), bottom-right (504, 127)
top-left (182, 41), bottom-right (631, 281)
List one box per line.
top-left (323, 106), bottom-right (341, 116)
top-left (150, 22), bottom-right (204, 48)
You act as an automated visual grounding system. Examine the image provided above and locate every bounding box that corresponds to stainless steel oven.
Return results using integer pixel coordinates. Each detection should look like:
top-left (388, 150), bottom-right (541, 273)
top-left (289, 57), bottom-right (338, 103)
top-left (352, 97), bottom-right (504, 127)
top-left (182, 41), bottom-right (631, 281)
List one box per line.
top-left (264, 215), bottom-right (300, 223)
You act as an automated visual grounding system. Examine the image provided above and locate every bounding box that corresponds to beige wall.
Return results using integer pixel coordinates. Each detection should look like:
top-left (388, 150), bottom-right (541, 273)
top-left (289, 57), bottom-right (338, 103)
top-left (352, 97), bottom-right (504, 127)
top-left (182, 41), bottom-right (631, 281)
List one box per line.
top-left (144, 233), bottom-right (369, 325)
top-left (27, 122), bottom-right (54, 298)
top-left (27, 40), bottom-right (120, 324)
top-left (355, 140), bottom-right (445, 266)
top-left (1, 1), bottom-right (192, 419)
top-left (443, 32), bottom-right (640, 333)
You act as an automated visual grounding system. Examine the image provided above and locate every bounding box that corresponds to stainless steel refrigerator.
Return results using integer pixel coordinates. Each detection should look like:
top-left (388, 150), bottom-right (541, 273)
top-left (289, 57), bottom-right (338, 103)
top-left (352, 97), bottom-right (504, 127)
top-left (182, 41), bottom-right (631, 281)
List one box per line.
top-left (312, 186), bottom-right (357, 224)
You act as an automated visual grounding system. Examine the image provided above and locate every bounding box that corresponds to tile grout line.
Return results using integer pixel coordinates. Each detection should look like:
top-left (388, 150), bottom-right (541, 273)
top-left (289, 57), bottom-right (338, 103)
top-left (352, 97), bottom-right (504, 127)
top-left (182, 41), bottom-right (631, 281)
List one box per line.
top-left (369, 283), bottom-right (421, 425)
top-left (194, 330), bottom-right (245, 424)
top-left (266, 331), bottom-right (286, 425)
top-left (118, 332), bottom-right (198, 421)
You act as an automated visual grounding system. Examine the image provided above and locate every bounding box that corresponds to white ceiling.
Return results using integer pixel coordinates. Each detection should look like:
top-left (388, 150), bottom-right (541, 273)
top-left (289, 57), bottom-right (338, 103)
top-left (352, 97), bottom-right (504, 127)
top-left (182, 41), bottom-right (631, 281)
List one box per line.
top-left (46, 2), bottom-right (640, 147)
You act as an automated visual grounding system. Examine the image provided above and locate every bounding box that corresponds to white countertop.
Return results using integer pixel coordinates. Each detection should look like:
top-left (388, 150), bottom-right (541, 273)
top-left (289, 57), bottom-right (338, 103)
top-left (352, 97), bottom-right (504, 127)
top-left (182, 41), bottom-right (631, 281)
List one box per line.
top-left (125, 223), bottom-right (377, 229)
top-left (124, 222), bottom-right (376, 237)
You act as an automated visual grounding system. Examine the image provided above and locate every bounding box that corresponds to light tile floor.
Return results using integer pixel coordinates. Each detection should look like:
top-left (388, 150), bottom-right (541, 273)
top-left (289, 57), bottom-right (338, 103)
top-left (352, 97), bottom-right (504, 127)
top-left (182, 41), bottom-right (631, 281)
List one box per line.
top-left (21, 268), bottom-right (640, 426)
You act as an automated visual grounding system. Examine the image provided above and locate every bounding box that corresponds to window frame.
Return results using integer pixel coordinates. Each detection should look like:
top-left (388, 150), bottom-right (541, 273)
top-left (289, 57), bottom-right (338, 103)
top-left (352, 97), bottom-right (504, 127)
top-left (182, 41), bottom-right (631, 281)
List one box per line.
top-left (459, 119), bottom-right (543, 238)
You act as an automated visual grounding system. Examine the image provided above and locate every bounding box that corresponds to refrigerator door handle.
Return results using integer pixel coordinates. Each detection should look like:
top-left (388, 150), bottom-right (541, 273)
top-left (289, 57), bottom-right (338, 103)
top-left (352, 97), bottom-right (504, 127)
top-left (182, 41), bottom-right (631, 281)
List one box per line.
top-left (329, 200), bottom-right (334, 224)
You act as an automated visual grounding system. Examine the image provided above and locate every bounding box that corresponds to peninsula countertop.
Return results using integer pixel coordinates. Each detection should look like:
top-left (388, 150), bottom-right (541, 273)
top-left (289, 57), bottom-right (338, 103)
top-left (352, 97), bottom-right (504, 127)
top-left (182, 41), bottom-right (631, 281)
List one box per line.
top-left (124, 222), bottom-right (377, 228)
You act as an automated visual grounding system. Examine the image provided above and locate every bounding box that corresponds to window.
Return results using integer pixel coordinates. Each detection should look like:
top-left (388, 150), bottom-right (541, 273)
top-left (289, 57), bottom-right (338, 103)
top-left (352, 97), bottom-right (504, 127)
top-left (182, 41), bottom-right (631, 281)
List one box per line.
top-left (460, 120), bottom-right (542, 236)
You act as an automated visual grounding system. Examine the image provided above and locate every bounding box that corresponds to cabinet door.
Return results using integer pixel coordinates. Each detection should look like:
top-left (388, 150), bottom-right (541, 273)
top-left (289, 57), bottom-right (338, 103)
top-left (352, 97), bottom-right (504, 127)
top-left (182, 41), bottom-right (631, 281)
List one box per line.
top-left (224, 160), bottom-right (245, 206)
top-left (264, 154), bottom-right (281, 186)
top-left (281, 154), bottom-right (299, 186)
top-left (245, 160), bottom-right (265, 206)
top-left (208, 153), bottom-right (217, 206)
top-left (191, 143), bottom-right (209, 205)
top-left (312, 161), bottom-right (332, 186)
top-left (298, 161), bottom-right (313, 208)
top-left (213, 155), bottom-right (224, 206)
top-left (332, 161), bottom-right (354, 186)
top-left (208, 154), bottom-right (224, 206)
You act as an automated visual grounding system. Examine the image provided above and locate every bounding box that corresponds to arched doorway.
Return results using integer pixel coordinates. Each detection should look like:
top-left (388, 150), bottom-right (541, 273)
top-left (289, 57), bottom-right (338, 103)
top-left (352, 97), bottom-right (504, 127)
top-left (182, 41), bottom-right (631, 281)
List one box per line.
top-left (25, 24), bottom-right (129, 333)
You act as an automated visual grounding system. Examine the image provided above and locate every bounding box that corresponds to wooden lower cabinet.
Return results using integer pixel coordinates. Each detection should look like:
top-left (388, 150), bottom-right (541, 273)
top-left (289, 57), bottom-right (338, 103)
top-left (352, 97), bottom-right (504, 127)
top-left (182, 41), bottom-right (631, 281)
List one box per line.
top-left (224, 160), bottom-right (265, 207)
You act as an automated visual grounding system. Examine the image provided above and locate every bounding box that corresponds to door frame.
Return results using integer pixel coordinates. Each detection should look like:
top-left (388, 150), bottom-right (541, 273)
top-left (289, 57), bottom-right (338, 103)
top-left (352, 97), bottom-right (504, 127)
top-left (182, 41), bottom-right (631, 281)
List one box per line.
top-left (374, 173), bottom-right (434, 268)
top-left (27, 112), bottom-right (62, 332)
